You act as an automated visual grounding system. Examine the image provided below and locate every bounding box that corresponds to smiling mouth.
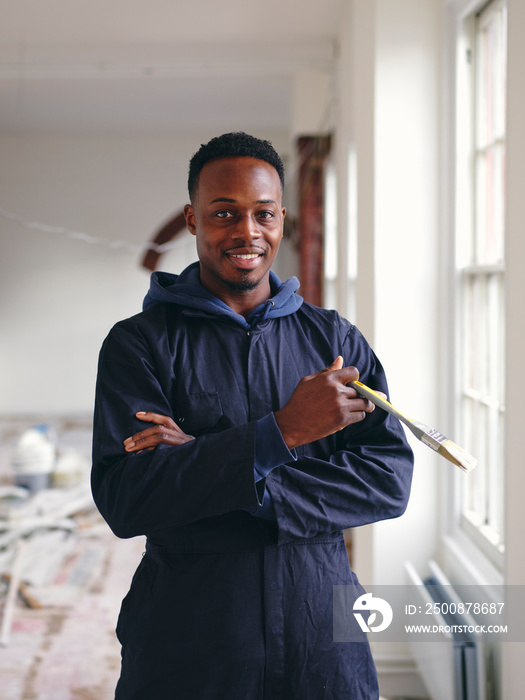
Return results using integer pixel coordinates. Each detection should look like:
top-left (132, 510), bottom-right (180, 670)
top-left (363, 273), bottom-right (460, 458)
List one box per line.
top-left (225, 249), bottom-right (265, 271)
top-left (229, 253), bottom-right (261, 260)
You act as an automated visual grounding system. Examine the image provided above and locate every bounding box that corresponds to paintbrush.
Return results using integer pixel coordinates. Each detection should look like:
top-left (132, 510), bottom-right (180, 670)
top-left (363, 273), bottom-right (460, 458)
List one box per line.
top-left (350, 380), bottom-right (477, 473)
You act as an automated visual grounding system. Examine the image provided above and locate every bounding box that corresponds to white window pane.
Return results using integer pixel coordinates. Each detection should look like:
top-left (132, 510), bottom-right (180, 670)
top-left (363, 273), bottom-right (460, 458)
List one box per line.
top-left (458, 0), bottom-right (506, 557)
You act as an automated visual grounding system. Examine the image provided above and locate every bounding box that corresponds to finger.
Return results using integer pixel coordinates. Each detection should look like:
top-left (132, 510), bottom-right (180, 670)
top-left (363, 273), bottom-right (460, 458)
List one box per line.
top-left (302, 355), bottom-right (344, 383)
top-left (347, 397), bottom-right (376, 414)
top-left (125, 425), bottom-right (169, 443)
top-left (125, 438), bottom-right (159, 453)
top-left (342, 399), bottom-right (376, 427)
top-left (124, 436), bottom-right (160, 452)
top-left (124, 430), bottom-right (194, 452)
top-left (126, 426), bottom-right (193, 443)
top-left (327, 356), bottom-right (344, 371)
top-left (322, 359), bottom-right (359, 384)
top-left (333, 365), bottom-right (360, 384)
top-left (124, 424), bottom-right (194, 451)
top-left (136, 411), bottom-right (175, 427)
top-left (135, 412), bottom-right (189, 436)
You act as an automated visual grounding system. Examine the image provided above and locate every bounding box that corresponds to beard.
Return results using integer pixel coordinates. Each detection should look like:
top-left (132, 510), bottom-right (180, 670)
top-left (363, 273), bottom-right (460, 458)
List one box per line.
top-left (223, 271), bottom-right (261, 292)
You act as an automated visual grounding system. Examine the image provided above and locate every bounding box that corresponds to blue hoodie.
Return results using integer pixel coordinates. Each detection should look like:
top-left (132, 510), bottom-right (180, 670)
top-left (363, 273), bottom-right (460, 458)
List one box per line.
top-left (143, 261), bottom-right (303, 329)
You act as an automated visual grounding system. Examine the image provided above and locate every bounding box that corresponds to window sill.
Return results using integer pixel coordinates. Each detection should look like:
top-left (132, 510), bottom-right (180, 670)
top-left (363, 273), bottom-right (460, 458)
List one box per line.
top-left (442, 529), bottom-right (504, 591)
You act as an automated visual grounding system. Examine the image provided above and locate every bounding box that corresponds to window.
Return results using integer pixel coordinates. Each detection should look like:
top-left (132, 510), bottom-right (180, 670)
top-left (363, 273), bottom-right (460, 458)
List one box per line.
top-left (323, 148), bottom-right (357, 320)
top-left (455, 0), bottom-right (507, 566)
top-left (323, 158), bottom-right (338, 310)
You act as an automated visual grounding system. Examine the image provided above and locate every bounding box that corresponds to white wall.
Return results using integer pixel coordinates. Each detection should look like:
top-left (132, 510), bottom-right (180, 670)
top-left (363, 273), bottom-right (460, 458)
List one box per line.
top-left (0, 130), bottom-right (291, 416)
top-left (335, 1), bottom-right (441, 696)
top-left (335, 0), bottom-right (441, 600)
top-left (373, 0), bottom-right (441, 587)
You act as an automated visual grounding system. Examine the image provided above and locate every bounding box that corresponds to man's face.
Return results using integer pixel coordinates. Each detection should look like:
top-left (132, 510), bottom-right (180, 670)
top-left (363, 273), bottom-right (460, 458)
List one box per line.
top-left (184, 156), bottom-right (285, 309)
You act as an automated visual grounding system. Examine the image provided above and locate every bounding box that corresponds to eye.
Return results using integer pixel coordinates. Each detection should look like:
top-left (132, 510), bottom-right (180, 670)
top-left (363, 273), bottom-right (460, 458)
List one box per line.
top-left (257, 211), bottom-right (274, 220)
top-left (214, 210), bottom-right (234, 219)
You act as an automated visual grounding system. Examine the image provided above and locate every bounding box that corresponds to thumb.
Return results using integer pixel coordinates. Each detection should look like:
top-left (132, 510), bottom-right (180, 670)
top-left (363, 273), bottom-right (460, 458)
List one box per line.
top-left (327, 355), bottom-right (344, 371)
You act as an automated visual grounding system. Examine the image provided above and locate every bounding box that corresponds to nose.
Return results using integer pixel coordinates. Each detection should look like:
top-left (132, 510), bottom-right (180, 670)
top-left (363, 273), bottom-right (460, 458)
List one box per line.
top-left (231, 214), bottom-right (261, 241)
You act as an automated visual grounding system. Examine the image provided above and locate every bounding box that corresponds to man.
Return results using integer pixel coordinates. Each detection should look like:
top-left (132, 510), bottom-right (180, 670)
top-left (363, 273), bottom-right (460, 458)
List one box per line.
top-left (92, 132), bottom-right (414, 699)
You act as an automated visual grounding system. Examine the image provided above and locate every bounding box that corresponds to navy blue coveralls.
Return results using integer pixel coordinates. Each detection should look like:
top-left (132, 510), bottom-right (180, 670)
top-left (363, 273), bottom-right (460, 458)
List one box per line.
top-left (91, 263), bottom-right (414, 699)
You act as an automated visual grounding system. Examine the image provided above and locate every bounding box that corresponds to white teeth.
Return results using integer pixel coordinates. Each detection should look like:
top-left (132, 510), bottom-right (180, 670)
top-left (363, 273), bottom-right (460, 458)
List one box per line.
top-left (231, 253), bottom-right (259, 260)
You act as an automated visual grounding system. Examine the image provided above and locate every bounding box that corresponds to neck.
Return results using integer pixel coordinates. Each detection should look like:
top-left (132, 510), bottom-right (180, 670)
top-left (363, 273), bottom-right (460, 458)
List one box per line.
top-left (201, 276), bottom-right (272, 318)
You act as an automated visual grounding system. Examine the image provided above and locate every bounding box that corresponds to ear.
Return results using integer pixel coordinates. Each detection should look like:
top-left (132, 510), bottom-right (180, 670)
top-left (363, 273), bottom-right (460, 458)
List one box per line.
top-left (184, 203), bottom-right (197, 236)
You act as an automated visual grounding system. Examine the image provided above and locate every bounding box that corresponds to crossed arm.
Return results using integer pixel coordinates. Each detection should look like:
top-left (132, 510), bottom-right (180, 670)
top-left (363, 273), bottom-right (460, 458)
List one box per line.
top-left (123, 356), bottom-right (382, 454)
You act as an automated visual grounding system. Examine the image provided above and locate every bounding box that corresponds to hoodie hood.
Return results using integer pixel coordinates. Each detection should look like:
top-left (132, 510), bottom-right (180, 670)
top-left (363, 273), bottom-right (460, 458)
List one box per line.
top-left (143, 262), bottom-right (303, 329)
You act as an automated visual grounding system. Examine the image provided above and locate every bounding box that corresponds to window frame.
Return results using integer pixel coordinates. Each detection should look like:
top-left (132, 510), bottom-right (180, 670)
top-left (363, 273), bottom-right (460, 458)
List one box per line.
top-left (442, 0), bottom-right (507, 583)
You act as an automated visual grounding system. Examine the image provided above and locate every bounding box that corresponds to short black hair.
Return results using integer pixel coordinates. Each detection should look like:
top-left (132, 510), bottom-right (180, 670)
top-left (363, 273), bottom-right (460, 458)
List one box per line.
top-left (187, 132), bottom-right (285, 201)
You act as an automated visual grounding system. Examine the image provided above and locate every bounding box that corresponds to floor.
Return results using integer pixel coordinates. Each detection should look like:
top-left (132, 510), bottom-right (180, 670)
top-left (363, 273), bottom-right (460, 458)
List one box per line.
top-left (0, 415), bottom-right (145, 699)
top-left (0, 521), bottom-right (145, 700)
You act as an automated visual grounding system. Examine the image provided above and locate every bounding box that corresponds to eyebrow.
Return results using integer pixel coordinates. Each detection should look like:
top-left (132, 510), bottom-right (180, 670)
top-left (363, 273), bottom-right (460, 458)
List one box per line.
top-left (209, 197), bottom-right (278, 205)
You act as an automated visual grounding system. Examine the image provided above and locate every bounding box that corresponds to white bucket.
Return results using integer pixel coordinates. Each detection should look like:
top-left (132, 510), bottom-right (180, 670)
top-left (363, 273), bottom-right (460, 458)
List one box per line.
top-left (11, 425), bottom-right (57, 493)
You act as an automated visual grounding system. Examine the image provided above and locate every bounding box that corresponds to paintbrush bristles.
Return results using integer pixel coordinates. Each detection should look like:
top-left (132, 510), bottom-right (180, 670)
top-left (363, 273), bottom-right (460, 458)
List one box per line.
top-left (437, 440), bottom-right (478, 473)
top-left (413, 424), bottom-right (478, 473)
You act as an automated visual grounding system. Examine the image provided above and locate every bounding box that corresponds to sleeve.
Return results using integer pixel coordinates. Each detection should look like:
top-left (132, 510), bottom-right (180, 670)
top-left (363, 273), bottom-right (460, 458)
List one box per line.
top-left (265, 325), bottom-right (414, 543)
top-left (242, 414), bottom-right (298, 521)
top-left (91, 321), bottom-right (285, 538)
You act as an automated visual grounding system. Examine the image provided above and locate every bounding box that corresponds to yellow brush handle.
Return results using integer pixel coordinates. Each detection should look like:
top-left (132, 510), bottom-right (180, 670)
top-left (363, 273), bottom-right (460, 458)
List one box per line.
top-left (350, 380), bottom-right (412, 425)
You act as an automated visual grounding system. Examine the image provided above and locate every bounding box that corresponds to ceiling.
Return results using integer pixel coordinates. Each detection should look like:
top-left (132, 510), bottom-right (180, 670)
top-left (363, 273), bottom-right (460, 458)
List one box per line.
top-left (0, 0), bottom-right (341, 135)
